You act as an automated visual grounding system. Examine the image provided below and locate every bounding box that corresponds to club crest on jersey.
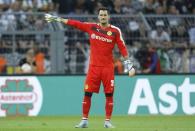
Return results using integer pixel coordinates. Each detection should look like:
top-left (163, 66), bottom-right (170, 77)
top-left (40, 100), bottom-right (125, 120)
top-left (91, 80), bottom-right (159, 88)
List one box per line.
top-left (107, 31), bottom-right (112, 36)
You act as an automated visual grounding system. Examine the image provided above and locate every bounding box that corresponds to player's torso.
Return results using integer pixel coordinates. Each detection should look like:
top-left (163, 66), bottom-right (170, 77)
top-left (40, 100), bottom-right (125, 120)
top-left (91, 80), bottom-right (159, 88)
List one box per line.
top-left (88, 24), bottom-right (117, 47)
top-left (87, 24), bottom-right (118, 66)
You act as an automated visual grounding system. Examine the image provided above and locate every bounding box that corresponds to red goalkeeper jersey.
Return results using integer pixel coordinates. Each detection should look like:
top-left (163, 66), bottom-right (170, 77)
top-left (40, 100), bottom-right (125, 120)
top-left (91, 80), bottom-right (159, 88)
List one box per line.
top-left (67, 20), bottom-right (128, 66)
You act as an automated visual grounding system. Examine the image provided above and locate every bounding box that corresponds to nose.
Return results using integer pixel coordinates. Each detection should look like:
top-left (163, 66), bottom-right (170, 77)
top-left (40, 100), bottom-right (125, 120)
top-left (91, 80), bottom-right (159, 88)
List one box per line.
top-left (102, 16), bottom-right (106, 19)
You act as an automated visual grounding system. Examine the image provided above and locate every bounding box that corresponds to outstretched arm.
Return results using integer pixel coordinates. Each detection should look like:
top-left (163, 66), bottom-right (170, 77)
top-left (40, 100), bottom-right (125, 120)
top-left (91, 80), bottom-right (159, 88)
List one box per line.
top-left (45, 13), bottom-right (90, 32)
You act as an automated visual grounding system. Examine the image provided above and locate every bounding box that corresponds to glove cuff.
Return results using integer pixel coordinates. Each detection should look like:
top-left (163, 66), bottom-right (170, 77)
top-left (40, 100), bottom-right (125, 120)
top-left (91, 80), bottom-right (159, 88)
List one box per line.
top-left (124, 58), bottom-right (133, 73)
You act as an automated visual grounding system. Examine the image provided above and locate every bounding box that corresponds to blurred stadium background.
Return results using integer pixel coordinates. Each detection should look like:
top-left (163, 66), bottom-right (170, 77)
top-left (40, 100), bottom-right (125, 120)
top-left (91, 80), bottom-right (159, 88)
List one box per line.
top-left (0, 0), bottom-right (194, 74)
top-left (0, 0), bottom-right (195, 131)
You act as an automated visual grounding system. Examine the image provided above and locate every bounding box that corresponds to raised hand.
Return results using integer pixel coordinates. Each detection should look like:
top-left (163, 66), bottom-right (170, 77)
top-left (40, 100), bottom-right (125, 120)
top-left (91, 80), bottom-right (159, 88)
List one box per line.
top-left (45, 13), bottom-right (62, 23)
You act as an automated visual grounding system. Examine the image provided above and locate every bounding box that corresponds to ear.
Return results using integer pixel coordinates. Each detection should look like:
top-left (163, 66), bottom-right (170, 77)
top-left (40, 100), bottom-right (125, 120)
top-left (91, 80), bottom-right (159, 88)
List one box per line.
top-left (108, 15), bottom-right (110, 20)
top-left (98, 14), bottom-right (101, 20)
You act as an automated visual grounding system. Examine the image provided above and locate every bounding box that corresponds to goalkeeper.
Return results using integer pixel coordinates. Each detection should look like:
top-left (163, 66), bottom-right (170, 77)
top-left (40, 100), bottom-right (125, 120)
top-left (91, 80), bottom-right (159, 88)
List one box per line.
top-left (45, 7), bottom-right (135, 128)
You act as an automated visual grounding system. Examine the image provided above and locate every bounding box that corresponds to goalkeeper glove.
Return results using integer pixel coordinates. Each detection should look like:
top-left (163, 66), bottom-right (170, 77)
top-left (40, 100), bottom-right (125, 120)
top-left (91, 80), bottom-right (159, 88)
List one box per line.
top-left (123, 58), bottom-right (133, 73)
top-left (45, 13), bottom-right (62, 23)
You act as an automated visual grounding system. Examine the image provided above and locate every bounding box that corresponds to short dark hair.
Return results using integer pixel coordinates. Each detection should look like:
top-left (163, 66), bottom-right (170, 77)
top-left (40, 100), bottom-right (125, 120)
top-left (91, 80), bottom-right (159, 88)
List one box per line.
top-left (98, 7), bottom-right (110, 14)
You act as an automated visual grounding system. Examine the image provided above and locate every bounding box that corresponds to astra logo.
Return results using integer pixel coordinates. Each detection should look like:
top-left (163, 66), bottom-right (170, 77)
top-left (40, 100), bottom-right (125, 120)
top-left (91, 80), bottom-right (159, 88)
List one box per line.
top-left (91, 33), bottom-right (112, 43)
top-left (128, 78), bottom-right (195, 115)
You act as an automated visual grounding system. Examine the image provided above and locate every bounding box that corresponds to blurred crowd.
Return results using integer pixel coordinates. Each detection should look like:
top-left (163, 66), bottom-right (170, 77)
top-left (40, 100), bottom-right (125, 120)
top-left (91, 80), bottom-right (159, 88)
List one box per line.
top-left (57, 0), bottom-right (195, 15)
top-left (0, 0), bottom-right (195, 74)
top-left (0, 0), bottom-right (194, 15)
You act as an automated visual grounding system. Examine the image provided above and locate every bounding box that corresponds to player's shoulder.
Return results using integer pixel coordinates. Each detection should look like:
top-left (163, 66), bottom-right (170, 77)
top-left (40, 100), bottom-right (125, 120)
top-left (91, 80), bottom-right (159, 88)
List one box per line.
top-left (110, 25), bottom-right (122, 32)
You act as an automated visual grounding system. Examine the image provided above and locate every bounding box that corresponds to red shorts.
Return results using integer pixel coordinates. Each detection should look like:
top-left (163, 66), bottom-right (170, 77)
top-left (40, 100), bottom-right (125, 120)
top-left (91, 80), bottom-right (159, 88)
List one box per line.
top-left (84, 65), bottom-right (114, 93)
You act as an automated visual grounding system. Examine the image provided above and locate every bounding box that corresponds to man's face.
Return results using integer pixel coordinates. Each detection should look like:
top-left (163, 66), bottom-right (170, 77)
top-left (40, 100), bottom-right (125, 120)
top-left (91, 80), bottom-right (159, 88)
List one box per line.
top-left (98, 10), bottom-right (109, 25)
top-left (27, 50), bottom-right (34, 58)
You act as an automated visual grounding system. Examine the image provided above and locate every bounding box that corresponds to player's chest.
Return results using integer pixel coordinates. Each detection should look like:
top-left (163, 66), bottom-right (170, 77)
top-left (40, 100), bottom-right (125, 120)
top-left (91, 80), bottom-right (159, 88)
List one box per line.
top-left (89, 26), bottom-right (116, 45)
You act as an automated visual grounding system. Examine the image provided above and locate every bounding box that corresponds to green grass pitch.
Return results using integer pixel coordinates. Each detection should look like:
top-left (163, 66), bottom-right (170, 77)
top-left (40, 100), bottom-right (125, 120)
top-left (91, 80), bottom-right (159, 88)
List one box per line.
top-left (0, 115), bottom-right (194, 131)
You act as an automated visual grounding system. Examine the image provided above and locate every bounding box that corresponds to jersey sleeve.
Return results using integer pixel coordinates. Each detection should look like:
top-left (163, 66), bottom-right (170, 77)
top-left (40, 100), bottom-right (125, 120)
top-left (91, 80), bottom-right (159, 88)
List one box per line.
top-left (67, 19), bottom-right (91, 33)
top-left (115, 28), bottom-right (129, 58)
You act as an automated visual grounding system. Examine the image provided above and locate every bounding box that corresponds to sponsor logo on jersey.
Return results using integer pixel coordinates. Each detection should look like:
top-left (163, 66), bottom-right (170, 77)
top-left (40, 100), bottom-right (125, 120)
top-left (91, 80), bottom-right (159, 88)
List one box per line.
top-left (91, 33), bottom-right (112, 43)
top-left (91, 33), bottom-right (96, 39)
